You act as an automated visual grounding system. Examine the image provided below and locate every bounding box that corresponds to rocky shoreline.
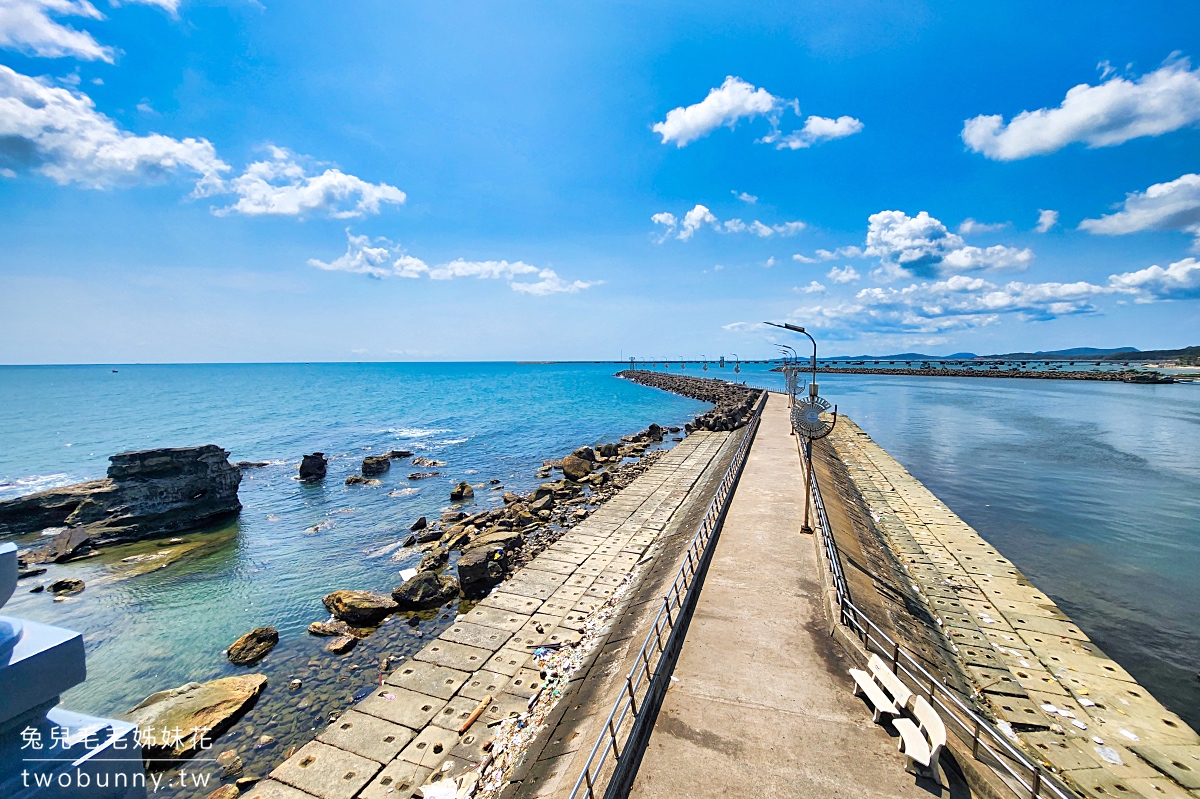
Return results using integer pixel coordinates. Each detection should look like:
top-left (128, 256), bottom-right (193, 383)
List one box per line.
top-left (1, 445), bottom-right (243, 567)
top-left (616, 370), bottom-right (762, 430)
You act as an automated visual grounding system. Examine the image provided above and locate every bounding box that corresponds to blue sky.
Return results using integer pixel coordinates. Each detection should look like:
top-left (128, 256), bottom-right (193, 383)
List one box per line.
top-left (1, 0), bottom-right (1198, 363)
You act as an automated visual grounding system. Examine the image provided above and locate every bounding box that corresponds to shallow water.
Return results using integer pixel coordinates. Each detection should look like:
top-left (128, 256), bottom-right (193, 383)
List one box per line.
top-left (1, 363), bottom-right (1197, 776)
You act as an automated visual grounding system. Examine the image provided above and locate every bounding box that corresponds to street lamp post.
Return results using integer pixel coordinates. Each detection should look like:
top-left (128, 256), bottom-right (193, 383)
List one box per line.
top-left (764, 322), bottom-right (837, 535)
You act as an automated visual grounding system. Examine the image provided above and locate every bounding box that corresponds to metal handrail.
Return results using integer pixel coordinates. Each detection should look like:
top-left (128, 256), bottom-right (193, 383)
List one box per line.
top-left (568, 391), bottom-right (768, 799)
top-left (805, 454), bottom-right (1074, 799)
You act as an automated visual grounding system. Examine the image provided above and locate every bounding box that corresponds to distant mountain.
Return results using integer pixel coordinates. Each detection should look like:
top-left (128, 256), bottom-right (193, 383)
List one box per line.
top-left (823, 352), bottom-right (977, 360)
top-left (1095, 345), bottom-right (1200, 362)
top-left (984, 346), bottom-right (1139, 359)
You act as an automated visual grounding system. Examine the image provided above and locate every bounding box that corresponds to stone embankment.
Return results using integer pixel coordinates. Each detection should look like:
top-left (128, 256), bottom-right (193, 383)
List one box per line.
top-left (799, 365), bottom-right (1148, 381)
top-left (616, 370), bottom-right (762, 431)
top-left (0, 445), bottom-right (242, 558)
top-left (823, 418), bottom-right (1200, 799)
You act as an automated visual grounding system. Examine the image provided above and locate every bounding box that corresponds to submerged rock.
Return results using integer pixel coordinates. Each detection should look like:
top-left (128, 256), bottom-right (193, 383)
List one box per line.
top-left (227, 627), bottom-right (279, 665)
top-left (215, 750), bottom-right (244, 779)
top-left (236, 461), bottom-right (269, 469)
top-left (307, 619), bottom-right (371, 639)
top-left (48, 578), bottom-right (84, 595)
top-left (322, 590), bottom-right (399, 626)
top-left (450, 481), bottom-right (474, 501)
top-left (361, 455), bottom-right (390, 476)
top-left (391, 571), bottom-right (460, 610)
top-left (408, 472), bottom-right (440, 480)
top-left (0, 445), bottom-right (242, 547)
top-left (204, 786), bottom-right (239, 799)
top-left (345, 475), bottom-right (381, 486)
top-left (325, 635), bottom-right (357, 654)
top-left (299, 453), bottom-right (327, 482)
top-left (126, 674), bottom-right (267, 759)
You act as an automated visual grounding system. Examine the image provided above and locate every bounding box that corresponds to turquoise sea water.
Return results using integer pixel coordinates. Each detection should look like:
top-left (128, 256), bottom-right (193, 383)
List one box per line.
top-left (1, 363), bottom-right (1198, 757)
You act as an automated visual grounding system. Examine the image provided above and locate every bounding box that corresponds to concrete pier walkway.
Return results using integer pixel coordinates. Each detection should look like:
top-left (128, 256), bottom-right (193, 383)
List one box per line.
top-left (629, 394), bottom-right (937, 799)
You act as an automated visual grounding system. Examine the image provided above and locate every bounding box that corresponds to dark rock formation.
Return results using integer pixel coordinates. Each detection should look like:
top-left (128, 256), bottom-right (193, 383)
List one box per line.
top-left (236, 461), bottom-right (268, 469)
top-left (49, 578), bottom-right (84, 595)
top-left (345, 475), bottom-right (381, 486)
top-left (226, 627), bottom-right (279, 665)
top-left (408, 472), bottom-right (440, 480)
top-left (616, 371), bottom-right (762, 431)
top-left (417, 546), bottom-right (448, 572)
top-left (391, 571), bottom-right (460, 610)
top-left (307, 619), bottom-right (370, 639)
top-left (321, 590), bottom-right (398, 626)
top-left (387, 450), bottom-right (414, 459)
top-left (410, 516), bottom-right (428, 532)
top-left (126, 674), bottom-right (266, 759)
top-left (299, 453), bottom-right (327, 482)
top-left (457, 547), bottom-right (507, 597)
top-left (361, 455), bottom-right (390, 476)
top-left (0, 446), bottom-right (242, 548)
top-left (450, 481), bottom-right (474, 501)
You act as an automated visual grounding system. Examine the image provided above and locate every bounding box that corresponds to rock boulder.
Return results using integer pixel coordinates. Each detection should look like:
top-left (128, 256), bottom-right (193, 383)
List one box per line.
top-left (299, 453), bottom-right (327, 482)
top-left (321, 590), bottom-right (398, 626)
top-left (457, 547), bottom-right (507, 597)
top-left (126, 674), bottom-right (266, 759)
top-left (391, 571), bottom-right (460, 609)
top-left (560, 454), bottom-right (593, 481)
top-left (226, 627), bottom-right (279, 665)
top-left (450, 481), bottom-right (474, 501)
top-left (361, 456), bottom-right (390, 476)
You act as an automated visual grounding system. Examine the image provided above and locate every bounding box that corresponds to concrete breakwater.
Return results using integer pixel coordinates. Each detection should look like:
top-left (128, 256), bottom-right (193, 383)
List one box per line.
top-left (239, 429), bottom-right (738, 799)
top-left (796, 365), bottom-right (1154, 381)
top-left (615, 370), bottom-right (761, 431)
top-left (817, 417), bottom-right (1200, 799)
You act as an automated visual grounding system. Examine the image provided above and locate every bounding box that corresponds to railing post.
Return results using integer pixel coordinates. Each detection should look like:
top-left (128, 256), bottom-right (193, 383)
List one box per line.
top-left (1031, 766), bottom-right (1042, 798)
top-left (971, 719), bottom-right (981, 759)
top-left (891, 642), bottom-right (901, 673)
top-left (626, 676), bottom-right (639, 716)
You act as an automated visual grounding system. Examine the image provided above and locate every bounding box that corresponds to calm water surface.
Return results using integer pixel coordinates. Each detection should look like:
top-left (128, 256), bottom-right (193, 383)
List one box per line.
top-left (1, 363), bottom-right (1197, 753)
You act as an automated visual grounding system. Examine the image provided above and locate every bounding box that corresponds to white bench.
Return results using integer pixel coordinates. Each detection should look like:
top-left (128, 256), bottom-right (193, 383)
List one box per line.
top-left (894, 695), bottom-right (946, 783)
top-left (849, 654), bottom-right (912, 722)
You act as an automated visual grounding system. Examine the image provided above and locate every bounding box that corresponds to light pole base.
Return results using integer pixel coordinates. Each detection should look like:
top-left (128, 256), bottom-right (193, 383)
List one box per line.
top-left (800, 524), bottom-right (814, 535)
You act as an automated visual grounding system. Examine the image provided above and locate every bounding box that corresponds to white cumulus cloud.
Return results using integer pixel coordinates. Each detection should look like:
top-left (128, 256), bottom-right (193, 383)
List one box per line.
top-left (216, 146), bottom-right (405, 219)
top-left (1108, 257), bottom-right (1200, 300)
top-left (308, 230), bottom-right (597, 296)
top-left (0, 0), bottom-right (112, 61)
top-left (1079, 172), bottom-right (1200, 242)
top-left (732, 190), bottom-right (757, 204)
top-left (865, 210), bottom-right (1033, 278)
top-left (511, 268), bottom-right (601, 296)
top-left (0, 64), bottom-right (229, 190)
top-left (796, 281), bottom-right (826, 294)
top-left (768, 115), bottom-right (864, 150)
top-left (827, 265), bottom-right (860, 283)
top-left (653, 75), bottom-right (862, 151)
top-left (654, 203), bottom-right (803, 241)
top-left (1035, 209), bottom-right (1059, 233)
top-left (962, 57), bottom-right (1200, 160)
top-left (652, 76), bottom-right (779, 147)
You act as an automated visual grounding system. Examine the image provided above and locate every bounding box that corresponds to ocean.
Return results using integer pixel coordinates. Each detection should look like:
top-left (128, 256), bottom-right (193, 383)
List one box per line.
top-left (1, 362), bottom-right (1197, 785)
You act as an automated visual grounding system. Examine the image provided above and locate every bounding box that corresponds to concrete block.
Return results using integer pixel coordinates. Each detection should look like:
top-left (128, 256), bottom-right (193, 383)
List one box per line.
top-left (356, 686), bottom-right (445, 730)
top-left (439, 620), bottom-right (513, 652)
top-left (317, 709), bottom-right (414, 762)
top-left (460, 605), bottom-right (531, 632)
top-left (414, 639), bottom-right (493, 671)
top-left (241, 780), bottom-right (317, 799)
top-left (269, 740), bottom-right (381, 799)
top-left (358, 760), bottom-right (431, 799)
top-left (430, 693), bottom-right (489, 731)
top-left (398, 724), bottom-right (460, 769)
top-left (451, 720), bottom-right (497, 764)
top-left (458, 670), bottom-right (511, 701)
top-left (385, 660), bottom-right (471, 700)
top-left (480, 591), bottom-right (543, 615)
top-left (483, 645), bottom-right (532, 676)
